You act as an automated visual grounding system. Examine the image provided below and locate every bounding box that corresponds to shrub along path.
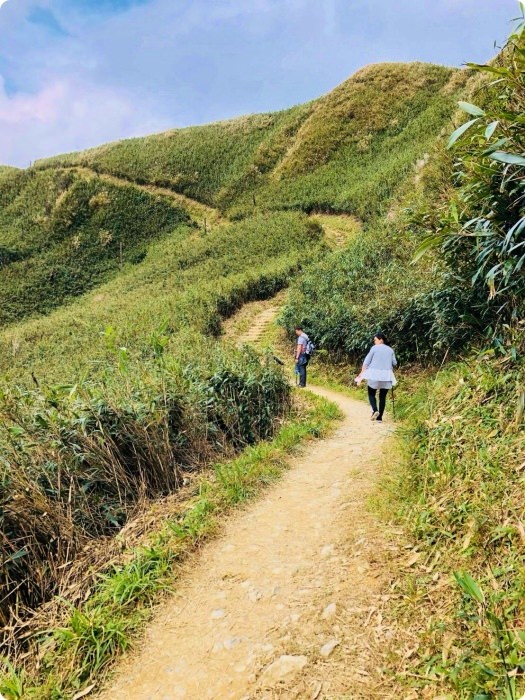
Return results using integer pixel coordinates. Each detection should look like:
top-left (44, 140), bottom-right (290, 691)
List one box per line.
top-left (96, 385), bottom-right (396, 700)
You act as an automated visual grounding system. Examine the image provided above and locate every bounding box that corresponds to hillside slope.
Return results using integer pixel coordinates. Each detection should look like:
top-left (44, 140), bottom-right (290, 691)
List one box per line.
top-left (0, 61), bottom-right (466, 342)
top-left (35, 62), bottom-right (466, 219)
top-left (0, 168), bottom-right (190, 325)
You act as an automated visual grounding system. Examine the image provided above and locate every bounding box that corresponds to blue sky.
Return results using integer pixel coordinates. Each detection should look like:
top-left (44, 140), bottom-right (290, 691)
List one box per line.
top-left (0, 0), bottom-right (519, 166)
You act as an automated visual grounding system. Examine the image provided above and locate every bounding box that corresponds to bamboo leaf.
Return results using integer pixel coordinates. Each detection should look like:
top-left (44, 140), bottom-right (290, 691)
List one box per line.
top-left (484, 121), bottom-right (499, 140)
top-left (412, 235), bottom-right (444, 263)
top-left (483, 137), bottom-right (510, 155)
top-left (466, 63), bottom-right (511, 77)
top-left (490, 151), bottom-right (525, 166)
top-left (448, 119), bottom-right (479, 149)
top-left (458, 101), bottom-right (485, 117)
top-left (453, 571), bottom-right (485, 604)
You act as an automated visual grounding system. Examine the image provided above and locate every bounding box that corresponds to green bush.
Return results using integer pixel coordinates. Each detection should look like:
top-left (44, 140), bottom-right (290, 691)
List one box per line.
top-left (0, 345), bottom-right (290, 635)
top-left (280, 223), bottom-right (477, 363)
top-left (415, 26), bottom-right (525, 353)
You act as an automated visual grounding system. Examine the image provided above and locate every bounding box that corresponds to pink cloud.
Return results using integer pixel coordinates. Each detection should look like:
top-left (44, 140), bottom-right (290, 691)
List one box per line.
top-left (0, 77), bottom-right (66, 124)
top-left (0, 76), bottom-right (171, 166)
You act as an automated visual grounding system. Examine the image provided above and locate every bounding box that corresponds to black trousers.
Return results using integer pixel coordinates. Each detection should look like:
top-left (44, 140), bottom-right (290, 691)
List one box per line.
top-left (368, 387), bottom-right (389, 418)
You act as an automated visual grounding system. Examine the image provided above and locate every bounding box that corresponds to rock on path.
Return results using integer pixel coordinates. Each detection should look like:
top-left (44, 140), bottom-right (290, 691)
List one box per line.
top-left (97, 387), bottom-right (393, 700)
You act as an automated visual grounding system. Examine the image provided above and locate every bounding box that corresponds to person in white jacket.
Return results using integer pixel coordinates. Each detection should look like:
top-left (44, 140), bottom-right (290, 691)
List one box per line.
top-left (355, 333), bottom-right (397, 422)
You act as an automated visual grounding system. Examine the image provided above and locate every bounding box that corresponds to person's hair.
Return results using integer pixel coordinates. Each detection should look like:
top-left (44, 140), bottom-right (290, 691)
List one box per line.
top-left (294, 325), bottom-right (303, 331)
top-left (374, 332), bottom-right (389, 345)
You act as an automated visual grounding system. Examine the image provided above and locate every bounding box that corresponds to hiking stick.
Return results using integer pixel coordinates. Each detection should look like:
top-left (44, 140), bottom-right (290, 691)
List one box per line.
top-left (391, 386), bottom-right (396, 419)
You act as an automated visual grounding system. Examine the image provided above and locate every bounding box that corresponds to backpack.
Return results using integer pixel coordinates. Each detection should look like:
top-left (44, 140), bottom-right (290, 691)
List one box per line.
top-left (305, 337), bottom-right (316, 356)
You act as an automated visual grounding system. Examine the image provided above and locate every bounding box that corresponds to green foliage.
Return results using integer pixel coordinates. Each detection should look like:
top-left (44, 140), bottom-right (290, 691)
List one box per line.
top-left (0, 211), bottom-right (320, 383)
top-left (281, 223), bottom-right (477, 363)
top-left (252, 63), bottom-right (463, 220)
top-left (0, 48), bottom-right (508, 697)
top-left (36, 106), bottom-right (313, 206)
top-left (416, 26), bottom-right (525, 351)
top-left (0, 204), bottom-right (319, 646)
top-left (390, 355), bottom-right (525, 697)
top-left (0, 169), bottom-right (189, 325)
top-left (35, 63), bottom-right (462, 220)
top-left (0, 345), bottom-right (291, 633)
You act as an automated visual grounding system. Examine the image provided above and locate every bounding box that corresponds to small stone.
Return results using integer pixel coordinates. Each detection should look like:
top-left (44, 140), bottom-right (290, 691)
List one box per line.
top-left (224, 637), bottom-right (242, 650)
top-left (212, 641), bottom-right (224, 653)
top-left (320, 544), bottom-right (335, 558)
top-left (260, 655), bottom-right (308, 684)
top-left (260, 643), bottom-right (274, 654)
top-left (211, 609), bottom-right (226, 619)
top-left (321, 603), bottom-right (337, 619)
top-left (319, 639), bottom-right (340, 658)
top-left (248, 589), bottom-right (263, 602)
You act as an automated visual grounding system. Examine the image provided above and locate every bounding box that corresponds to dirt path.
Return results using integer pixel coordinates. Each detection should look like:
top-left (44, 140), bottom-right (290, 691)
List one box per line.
top-left (56, 165), bottom-right (222, 227)
top-left (310, 214), bottom-right (361, 249)
top-left (237, 305), bottom-right (280, 346)
top-left (97, 386), bottom-right (394, 700)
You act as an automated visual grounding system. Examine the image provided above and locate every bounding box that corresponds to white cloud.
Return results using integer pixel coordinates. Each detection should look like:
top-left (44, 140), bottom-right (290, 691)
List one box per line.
top-left (0, 75), bottom-right (171, 166)
top-left (0, 0), bottom-right (519, 166)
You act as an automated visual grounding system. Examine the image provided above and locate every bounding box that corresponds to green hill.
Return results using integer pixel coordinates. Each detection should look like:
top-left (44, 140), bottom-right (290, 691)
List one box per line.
top-left (0, 61), bottom-right (465, 341)
top-left (0, 168), bottom-right (190, 325)
top-left (36, 62), bottom-right (465, 219)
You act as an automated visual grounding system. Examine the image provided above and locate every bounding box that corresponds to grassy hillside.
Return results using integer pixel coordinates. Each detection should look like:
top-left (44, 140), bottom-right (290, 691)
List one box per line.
top-left (0, 208), bottom-right (321, 654)
top-left (385, 355), bottom-right (525, 698)
top-left (0, 211), bottom-right (321, 383)
top-left (35, 105), bottom-right (314, 206)
top-left (0, 168), bottom-right (190, 325)
top-left (35, 63), bottom-right (466, 221)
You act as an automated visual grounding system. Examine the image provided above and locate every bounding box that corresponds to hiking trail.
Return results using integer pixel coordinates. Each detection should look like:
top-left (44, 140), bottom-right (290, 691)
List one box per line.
top-left (97, 306), bottom-right (398, 700)
top-left (53, 165), bottom-right (222, 228)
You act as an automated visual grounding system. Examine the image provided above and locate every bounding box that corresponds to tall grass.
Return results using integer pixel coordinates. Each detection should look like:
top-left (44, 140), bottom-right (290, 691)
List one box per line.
top-left (0, 208), bottom-right (321, 650)
top-left (0, 344), bottom-right (291, 646)
top-left (35, 105), bottom-right (313, 206)
top-left (0, 211), bottom-right (322, 383)
top-left (34, 63), bottom-right (462, 221)
top-left (0, 392), bottom-right (341, 700)
top-left (384, 355), bottom-right (525, 698)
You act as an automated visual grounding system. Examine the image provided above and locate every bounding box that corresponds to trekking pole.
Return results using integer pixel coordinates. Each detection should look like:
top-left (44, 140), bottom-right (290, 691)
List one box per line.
top-left (391, 386), bottom-right (396, 419)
